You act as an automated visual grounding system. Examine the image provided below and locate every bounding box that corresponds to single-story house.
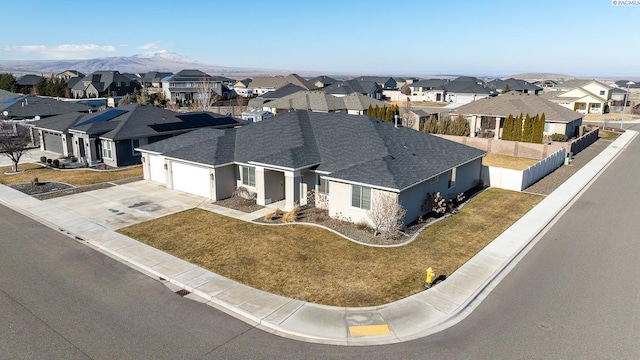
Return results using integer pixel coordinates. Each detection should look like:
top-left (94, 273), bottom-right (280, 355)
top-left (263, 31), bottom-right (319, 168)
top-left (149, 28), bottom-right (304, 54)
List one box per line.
top-left (454, 92), bottom-right (584, 139)
top-left (137, 111), bottom-right (486, 226)
top-left (260, 91), bottom-right (388, 115)
top-left (401, 108), bottom-right (450, 131)
top-left (486, 78), bottom-right (542, 94)
top-left (33, 104), bottom-right (246, 167)
top-left (241, 109), bottom-right (273, 122)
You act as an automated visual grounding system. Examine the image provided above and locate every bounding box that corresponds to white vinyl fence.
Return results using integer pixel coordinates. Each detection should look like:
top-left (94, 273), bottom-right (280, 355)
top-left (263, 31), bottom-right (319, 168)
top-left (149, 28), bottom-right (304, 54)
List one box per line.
top-left (482, 148), bottom-right (566, 191)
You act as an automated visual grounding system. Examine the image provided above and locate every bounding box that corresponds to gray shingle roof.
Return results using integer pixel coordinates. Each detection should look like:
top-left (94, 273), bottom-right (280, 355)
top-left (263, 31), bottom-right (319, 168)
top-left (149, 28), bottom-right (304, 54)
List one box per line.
top-left (487, 78), bottom-right (542, 92)
top-left (261, 91), bottom-right (386, 112)
top-left (0, 96), bottom-right (92, 119)
top-left (32, 112), bottom-right (86, 132)
top-left (141, 111), bottom-right (485, 191)
top-left (454, 92), bottom-right (583, 123)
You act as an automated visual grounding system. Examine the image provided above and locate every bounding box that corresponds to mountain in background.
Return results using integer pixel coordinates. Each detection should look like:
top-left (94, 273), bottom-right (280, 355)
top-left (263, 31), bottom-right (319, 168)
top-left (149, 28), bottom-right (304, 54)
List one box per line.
top-left (0, 50), bottom-right (312, 78)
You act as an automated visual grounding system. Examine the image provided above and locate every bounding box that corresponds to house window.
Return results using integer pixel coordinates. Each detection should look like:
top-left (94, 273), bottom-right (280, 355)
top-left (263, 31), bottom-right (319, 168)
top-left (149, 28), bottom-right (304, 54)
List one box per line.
top-left (351, 185), bottom-right (371, 210)
top-left (318, 177), bottom-right (330, 195)
top-left (429, 175), bottom-right (439, 183)
top-left (449, 168), bottom-right (457, 189)
top-left (132, 138), bottom-right (148, 155)
top-left (599, 90), bottom-right (605, 96)
top-left (544, 123), bottom-right (553, 132)
top-left (101, 140), bottom-right (113, 159)
top-left (242, 166), bottom-right (255, 187)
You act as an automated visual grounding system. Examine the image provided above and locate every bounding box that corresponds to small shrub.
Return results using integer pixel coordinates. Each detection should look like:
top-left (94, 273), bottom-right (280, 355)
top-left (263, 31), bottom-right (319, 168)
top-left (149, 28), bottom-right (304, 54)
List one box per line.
top-left (52, 159), bottom-right (60, 167)
top-left (83, 161), bottom-right (89, 168)
top-left (46, 158), bottom-right (53, 165)
top-left (31, 177), bottom-right (40, 186)
top-left (264, 211), bottom-right (275, 222)
top-left (550, 133), bottom-right (568, 142)
top-left (60, 163), bottom-right (66, 169)
top-left (282, 206), bottom-right (298, 222)
top-left (71, 156), bottom-right (77, 162)
top-left (101, 163), bottom-right (108, 170)
top-left (40, 156), bottom-right (47, 163)
top-left (274, 207), bottom-right (281, 218)
top-left (355, 220), bottom-right (369, 231)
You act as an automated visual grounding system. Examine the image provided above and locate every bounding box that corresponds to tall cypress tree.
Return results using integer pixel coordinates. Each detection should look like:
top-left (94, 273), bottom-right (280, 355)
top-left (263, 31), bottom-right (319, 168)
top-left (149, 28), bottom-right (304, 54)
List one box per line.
top-left (502, 114), bottom-right (514, 140)
top-left (425, 115), bottom-right (437, 133)
top-left (522, 114), bottom-right (533, 143)
top-left (367, 104), bottom-right (373, 117)
top-left (533, 113), bottom-right (545, 143)
top-left (513, 113), bottom-right (523, 142)
top-left (373, 105), bottom-right (380, 119)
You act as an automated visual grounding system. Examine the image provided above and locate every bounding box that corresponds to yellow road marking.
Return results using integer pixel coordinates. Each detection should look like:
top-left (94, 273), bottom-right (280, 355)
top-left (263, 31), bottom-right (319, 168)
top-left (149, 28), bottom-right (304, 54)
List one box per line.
top-left (348, 324), bottom-right (391, 336)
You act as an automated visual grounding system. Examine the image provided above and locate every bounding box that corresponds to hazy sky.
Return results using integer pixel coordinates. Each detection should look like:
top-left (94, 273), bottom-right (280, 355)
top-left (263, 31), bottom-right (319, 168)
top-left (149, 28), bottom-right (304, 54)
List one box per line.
top-left (1, 0), bottom-right (638, 76)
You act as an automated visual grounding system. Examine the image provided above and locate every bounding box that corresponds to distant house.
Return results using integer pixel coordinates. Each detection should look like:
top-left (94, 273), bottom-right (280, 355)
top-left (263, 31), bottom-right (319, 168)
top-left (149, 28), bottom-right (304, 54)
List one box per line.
top-left (16, 74), bottom-right (42, 95)
top-left (161, 69), bottom-right (233, 104)
top-left (407, 77), bottom-right (496, 104)
top-left (260, 91), bottom-right (388, 115)
top-left (232, 74), bottom-right (314, 97)
top-left (70, 71), bottom-right (141, 98)
top-left (247, 83), bottom-right (306, 109)
top-left (241, 109), bottom-right (273, 122)
top-left (322, 79), bottom-right (383, 99)
top-left (33, 104), bottom-right (246, 167)
top-left (454, 92), bottom-right (583, 139)
top-left (540, 79), bottom-right (612, 115)
top-left (486, 78), bottom-right (542, 94)
top-left (137, 111), bottom-right (486, 226)
top-left (56, 70), bottom-right (85, 81)
top-left (308, 75), bottom-right (337, 89)
top-left (354, 76), bottom-right (398, 90)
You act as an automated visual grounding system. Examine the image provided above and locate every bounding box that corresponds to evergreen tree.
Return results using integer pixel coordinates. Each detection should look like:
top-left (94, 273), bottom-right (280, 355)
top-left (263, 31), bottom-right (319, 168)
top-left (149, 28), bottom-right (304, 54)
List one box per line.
top-left (367, 104), bottom-right (373, 117)
top-left (532, 113), bottom-right (545, 143)
top-left (425, 115), bottom-right (437, 133)
top-left (0, 73), bottom-right (17, 92)
top-left (35, 76), bottom-right (48, 95)
top-left (522, 114), bottom-right (533, 143)
top-left (513, 113), bottom-right (523, 141)
top-left (385, 106), bottom-right (393, 122)
top-left (373, 105), bottom-right (380, 119)
top-left (502, 114), bottom-right (514, 140)
top-left (502, 83), bottom-right (511, 93)
top-left (449, 115), bottom-right (469, 136)
top-left (437, 116), bottom-right (450, 134)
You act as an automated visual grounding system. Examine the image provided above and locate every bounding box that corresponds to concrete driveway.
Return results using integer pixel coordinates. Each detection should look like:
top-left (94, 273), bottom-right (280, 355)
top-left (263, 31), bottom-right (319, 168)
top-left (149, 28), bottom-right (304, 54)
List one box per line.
top-left (44, 181), bottom-right (208, 230)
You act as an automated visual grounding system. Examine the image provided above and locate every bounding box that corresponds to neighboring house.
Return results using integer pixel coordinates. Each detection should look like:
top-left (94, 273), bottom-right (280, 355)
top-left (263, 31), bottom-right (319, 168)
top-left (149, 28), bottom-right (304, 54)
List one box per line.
top-left (322, 79), bottom-right (383, 99)
top-left (401, 108), bottom-right (450, 131)
top-left (71, 71), bottom-right (141, 98)
top-left (0, 95), bottom-right (92, 120)
top-left (161, 69), bottom-right (233, 103)
top-left (308, 75), bottom-right (337, 89)
top-left (56, 70), bottom-right (85, 81)
top-left (407, 77), bottom-right (496, 104)
top-left (16, 74), bottom-right (42, 94)
top-left (260, 91), bottom-right (388, 115)
top-left (532, 79), bottom-right (559, 88)
top-left (540, 79), bottom-right (612, 114)
top-left (241, 109), bottom-right (273, 122)
top-left (454, 92), bottom-right (583, 139)
top-left (354, 76), bottom-right (398, 90)
top-left (33, 104), bottom-right (245, 167)
top-left (247, 83), bottom-right (306, 109)
top-left (0, 89), bottom-right (24, 111)
top-left (137, 110), bottom-right (485, 226)
top-left (232, 74), bottom-right (314, 97)
top-left (486, 78), bottom-right (542, 94)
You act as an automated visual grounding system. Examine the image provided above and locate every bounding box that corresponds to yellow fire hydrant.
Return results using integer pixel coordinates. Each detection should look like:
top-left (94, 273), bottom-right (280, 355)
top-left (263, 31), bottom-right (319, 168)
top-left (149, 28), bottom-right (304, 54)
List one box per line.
top-left (425, 267), bottom-right (435, 289)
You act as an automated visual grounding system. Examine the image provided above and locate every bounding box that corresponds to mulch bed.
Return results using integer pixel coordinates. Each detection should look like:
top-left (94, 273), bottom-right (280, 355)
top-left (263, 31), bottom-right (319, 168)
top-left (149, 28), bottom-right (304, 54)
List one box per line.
top-left (214, 197), bottom-right (264, 213)
top-left (10, 182), bottom-right (74, 196)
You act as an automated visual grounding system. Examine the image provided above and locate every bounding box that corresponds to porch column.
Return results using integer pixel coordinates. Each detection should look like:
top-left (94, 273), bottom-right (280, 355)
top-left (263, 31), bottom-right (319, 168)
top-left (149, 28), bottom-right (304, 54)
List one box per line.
top-left (494, 117), bottom-right (501, 139)
top-left (470, 115), bottom-right (478, 138)
top-left (284, 170), bottom-right (301, 211)
top-left (255, 166), bottom-right (267, 206)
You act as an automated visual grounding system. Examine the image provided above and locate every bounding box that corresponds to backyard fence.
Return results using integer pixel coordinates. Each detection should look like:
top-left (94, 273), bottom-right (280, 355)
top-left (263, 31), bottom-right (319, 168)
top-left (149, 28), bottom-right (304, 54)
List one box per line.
top-left (481, 148), bottom-right (566, 192)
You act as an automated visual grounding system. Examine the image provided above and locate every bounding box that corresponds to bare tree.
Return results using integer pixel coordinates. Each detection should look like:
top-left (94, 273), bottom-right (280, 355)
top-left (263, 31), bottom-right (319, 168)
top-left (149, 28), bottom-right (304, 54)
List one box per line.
top-left (400, 97), bottom-right (413, 127)
top-left (194, 79), bottom-right (221, 112)
top-left (368, 192), bottom-right (407, 239)
top-left (0, 122), bottom-right (32, 173)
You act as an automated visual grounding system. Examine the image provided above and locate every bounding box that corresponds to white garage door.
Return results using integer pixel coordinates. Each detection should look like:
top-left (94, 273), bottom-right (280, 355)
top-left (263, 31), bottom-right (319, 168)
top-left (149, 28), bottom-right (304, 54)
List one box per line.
top-left (171, 162), bottom-right (211, 198)
top-left (148, 154), bottom-right (166, 184)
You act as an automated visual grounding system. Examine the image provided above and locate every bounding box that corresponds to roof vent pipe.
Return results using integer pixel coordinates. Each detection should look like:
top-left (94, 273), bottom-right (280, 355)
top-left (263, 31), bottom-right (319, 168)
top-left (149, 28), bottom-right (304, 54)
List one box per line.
top-left (394, 114), bottom-right (399, 128)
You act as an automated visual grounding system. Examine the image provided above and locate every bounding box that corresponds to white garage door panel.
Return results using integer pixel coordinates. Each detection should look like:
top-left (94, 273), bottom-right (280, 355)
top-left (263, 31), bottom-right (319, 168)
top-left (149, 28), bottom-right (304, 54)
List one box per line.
top-left (172, 162), bottom-right (211, 198)
top-left (149, 155), bottom-right (166, 183)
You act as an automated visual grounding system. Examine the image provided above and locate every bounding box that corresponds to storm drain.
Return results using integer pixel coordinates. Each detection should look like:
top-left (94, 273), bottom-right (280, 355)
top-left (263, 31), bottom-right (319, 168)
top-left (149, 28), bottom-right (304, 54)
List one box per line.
top-left (175, 289), bottom-right (191, 297)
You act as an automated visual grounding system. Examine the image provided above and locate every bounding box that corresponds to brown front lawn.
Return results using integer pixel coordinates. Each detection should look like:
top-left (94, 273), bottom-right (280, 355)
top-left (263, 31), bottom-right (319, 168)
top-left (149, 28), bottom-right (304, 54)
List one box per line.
top-left (118, 188), bottom-right (542, 307)
top-left (482, 153), bottom-right (539, 170)
top-left (0, 163), bottom-right (143, 186)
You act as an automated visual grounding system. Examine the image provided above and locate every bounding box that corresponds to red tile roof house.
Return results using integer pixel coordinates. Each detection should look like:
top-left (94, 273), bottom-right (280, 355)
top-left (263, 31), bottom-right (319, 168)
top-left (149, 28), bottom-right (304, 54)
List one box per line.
top-left (137, 111), bottom-right (486, 226)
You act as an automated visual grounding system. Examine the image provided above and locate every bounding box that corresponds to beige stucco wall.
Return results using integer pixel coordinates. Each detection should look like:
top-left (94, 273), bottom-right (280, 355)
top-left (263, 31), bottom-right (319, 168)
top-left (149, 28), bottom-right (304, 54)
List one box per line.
top-left (327, 181), bottom-right (374, 225)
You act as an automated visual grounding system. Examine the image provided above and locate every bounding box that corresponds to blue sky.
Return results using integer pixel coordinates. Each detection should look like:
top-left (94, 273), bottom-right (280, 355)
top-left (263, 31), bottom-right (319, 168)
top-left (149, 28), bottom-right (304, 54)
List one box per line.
top-left (1, 0), bottom-right (638, 76)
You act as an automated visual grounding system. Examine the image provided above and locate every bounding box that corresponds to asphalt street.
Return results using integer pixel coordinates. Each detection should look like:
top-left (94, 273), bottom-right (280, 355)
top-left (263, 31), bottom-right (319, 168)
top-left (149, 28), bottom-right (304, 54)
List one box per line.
top-left (2, 126), bottom-right (640, 359)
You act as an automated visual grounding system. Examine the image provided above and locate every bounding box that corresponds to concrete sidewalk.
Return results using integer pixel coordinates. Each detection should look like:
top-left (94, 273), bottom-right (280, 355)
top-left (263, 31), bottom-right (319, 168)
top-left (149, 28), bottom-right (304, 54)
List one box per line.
top-left (0, 130), bottom-right (636, 346)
